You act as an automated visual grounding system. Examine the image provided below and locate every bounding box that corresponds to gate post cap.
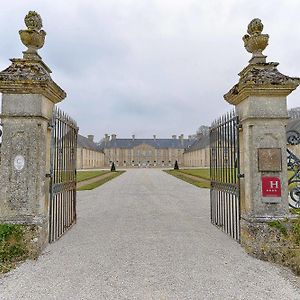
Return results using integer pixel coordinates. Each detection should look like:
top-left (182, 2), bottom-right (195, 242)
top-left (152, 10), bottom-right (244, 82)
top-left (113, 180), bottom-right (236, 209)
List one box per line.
top-left (0, 11), bottom-right (66, 104)
top-left (224, 19), bottom-right (300, 105)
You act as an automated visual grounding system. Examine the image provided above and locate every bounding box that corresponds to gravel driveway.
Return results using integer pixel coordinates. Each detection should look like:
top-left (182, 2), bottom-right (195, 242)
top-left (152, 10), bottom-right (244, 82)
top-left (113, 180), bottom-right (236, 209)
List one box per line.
top-left (0, 169), bottom-right (300, 299)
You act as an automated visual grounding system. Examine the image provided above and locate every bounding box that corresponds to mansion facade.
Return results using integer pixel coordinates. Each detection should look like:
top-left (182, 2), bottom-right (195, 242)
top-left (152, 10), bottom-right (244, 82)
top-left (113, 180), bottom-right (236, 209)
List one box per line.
top-left (183, 134), bottom-right (210, 168)
top-left (100, 134), bottom-right (194, 168)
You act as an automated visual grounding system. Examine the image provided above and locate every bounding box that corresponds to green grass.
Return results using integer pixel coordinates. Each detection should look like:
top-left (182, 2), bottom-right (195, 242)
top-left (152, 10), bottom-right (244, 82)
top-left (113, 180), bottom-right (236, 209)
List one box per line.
top-left (77, 170), bottom-right (109, 182)
top-left (164, 170), bottom-right (210, 189)
top-left (177, 168), bottom-right (210, 180)
top-left (77, 171), bottom-right (125, 191)
top-left (0, 224), bottom-right (28, 273)
top-left (265, 213), bottom-right (300, 274)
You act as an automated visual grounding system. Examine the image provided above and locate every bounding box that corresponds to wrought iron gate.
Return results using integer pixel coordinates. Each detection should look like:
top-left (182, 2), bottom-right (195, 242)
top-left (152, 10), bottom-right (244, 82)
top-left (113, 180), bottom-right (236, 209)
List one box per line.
top-left (287, 128), bottom-right (300, 208)
top-left (210, 111), bottom-right (240, 242)
top-left (49, 107), bottom-right (78, 243)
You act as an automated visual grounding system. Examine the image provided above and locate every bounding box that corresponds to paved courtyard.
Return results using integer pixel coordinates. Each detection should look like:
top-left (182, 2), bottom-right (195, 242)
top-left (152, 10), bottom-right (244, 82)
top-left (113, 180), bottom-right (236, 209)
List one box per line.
top-left (0, 169), bottom-right (300, 299)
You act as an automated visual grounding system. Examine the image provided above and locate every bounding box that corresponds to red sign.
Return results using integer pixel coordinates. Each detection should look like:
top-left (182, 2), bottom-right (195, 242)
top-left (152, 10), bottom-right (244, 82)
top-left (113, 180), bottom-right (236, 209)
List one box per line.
top-left (261, 177), bottom-right (281, 197)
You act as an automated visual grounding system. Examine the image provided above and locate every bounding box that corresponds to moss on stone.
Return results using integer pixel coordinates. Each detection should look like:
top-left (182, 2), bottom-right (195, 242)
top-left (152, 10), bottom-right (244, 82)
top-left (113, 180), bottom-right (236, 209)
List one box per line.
top-left (243, 215), bottom-right (300, 275)
top-left (267, 220), bottom-right (288, 236)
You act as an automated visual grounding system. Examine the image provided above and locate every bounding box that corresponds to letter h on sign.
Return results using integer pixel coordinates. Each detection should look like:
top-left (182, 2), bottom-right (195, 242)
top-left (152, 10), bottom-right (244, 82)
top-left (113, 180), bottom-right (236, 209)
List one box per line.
top-left (261, 176), bottom-right (281, 197)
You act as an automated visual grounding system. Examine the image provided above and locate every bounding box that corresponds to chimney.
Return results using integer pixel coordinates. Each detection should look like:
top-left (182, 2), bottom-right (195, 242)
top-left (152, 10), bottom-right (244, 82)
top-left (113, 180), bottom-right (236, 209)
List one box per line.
top-left (111, 134), bottom-right (117, 140)
top-left (179, 134), bottom-right (184, 145)
top-left (132, 134), bottom-right (135, 141)
top-left (87, 135), bottom-right (94, 142)
top-left (188, 135), bottom-right (192, 141)
top-left (172, 135), bottom-right (177, 140)
top-left (153, 135), bottom-right (156, 140)
top-left (104, 133), bottom-right (110, 142)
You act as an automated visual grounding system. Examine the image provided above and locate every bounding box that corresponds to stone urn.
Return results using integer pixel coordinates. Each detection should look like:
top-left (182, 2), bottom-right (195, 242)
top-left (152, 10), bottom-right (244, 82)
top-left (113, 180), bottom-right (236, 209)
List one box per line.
top-left (242, 18), bottom-right (269, 63)
top-left (19, 11), bottom-right (46, 57)
top-left (19, 29), bottom-right (46, 53)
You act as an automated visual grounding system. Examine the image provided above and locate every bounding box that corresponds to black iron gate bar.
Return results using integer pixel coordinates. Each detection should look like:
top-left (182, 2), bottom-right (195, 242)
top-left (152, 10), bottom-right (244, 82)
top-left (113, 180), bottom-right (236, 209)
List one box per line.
top-left (210, 111), bottom-right (240, 242)
top-left (287, 128), bottom-right (300, 208)
top-left (49, 107), bottom-right (78, 243)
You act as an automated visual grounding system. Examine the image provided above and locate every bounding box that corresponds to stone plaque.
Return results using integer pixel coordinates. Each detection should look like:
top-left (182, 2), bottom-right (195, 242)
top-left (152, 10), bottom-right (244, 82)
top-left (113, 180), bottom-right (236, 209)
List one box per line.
top-left (14, 155), bottom-right (25, 171)
top-left (258, 148), bottom-right (282, 172)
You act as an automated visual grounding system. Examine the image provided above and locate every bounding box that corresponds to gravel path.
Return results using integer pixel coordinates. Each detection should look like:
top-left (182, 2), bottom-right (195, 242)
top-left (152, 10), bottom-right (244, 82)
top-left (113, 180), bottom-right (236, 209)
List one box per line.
top-left (0, 169), bottom-right (300, 300)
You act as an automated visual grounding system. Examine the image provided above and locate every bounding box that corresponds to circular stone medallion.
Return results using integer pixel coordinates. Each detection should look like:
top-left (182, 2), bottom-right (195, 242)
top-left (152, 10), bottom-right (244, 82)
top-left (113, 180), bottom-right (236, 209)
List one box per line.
top-left (14, 155), bottom-right (25, 171)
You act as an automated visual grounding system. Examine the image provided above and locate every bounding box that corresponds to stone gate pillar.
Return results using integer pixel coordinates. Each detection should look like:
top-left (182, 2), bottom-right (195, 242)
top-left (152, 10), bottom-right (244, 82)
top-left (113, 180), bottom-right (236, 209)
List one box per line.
top-left (0, 11), bottom-right (66, 255)
top-left (224, 19), bottom-right (299, 254)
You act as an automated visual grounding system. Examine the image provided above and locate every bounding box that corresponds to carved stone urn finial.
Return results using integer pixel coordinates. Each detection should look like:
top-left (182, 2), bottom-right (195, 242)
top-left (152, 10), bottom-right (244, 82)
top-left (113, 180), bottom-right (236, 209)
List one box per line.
top-left (243, 18), bottom-right (269, 64)
top-left (19, 11), bottom-right (46, 60)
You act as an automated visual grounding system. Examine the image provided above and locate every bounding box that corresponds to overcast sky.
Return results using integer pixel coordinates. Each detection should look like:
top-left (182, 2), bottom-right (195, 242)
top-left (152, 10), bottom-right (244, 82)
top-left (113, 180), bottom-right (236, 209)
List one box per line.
top-left (1, 1), bottom-right (300, 141)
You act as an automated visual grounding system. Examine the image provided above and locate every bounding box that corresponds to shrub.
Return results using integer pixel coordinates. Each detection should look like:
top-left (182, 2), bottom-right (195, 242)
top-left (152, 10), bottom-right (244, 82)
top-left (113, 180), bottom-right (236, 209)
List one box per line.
top-left (111, 162), bottom-right (116, 172)
top-left (174, 160), bottom-right (179, 170)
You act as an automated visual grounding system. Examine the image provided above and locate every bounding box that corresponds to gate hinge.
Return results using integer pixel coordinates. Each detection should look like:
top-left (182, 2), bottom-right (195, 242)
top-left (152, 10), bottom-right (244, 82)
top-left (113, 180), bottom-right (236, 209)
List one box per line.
top-left (237, 173), bottom-right (244, 178)
top-left (48, 122), bottom-right (54, 129)
top-left (237, 123), bottom-right (242, 129)
top-left (46, 173), bottom-right (53, 178)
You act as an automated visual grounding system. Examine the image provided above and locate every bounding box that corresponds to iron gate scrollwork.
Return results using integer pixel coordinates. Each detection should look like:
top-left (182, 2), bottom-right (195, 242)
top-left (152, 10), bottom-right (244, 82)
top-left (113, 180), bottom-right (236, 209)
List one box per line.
top-left (49, 107), bottom-right (78, 243)
top-left (210, 110), bottom-right (240, 242)
top-left (287, 129), bottom-right (300, 208)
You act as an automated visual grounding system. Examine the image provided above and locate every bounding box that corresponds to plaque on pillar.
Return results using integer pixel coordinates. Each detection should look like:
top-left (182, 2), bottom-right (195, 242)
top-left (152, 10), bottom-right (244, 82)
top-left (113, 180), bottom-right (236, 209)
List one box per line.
top-left (261, 176), bottom-right (281, 203)
top-left (258, 148), bottom-right (282, 172)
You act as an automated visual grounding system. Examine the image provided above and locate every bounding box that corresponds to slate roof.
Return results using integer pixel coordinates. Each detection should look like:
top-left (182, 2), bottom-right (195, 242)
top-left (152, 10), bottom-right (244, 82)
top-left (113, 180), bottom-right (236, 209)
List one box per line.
top-left (77, 134), bottom-right (103, 152)
top-left (184, 134), bottom-right (210, 153)
top-left (100, 138), bottom-right (193, 149)
top-left (287, 118), bottom-right (300, 133)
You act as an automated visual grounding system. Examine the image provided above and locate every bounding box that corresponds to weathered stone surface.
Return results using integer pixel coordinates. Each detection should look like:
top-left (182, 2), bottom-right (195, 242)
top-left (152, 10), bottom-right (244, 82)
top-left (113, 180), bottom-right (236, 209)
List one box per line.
top-left (0, 11), bottom-right (66, 256)
top-left (19, 11), bottom-right (46, 60)
top-left (225, 19), bottom-right (300, 105)
top-left (225, 18), bottom-right (300, 272)
top-left (0, 58), bottom-right (66, 103)
top-left (242, 18), bottom-right (269, 64)
top-left (241, 217), bottom-right (300, 275)
top-left (224, 63), bottom-right (300, 105)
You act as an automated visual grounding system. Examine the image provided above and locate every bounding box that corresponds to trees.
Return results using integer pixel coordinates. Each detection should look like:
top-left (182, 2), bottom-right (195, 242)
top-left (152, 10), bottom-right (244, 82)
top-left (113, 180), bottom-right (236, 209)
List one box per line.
top-left (196, 125), bottom-right (210, 138)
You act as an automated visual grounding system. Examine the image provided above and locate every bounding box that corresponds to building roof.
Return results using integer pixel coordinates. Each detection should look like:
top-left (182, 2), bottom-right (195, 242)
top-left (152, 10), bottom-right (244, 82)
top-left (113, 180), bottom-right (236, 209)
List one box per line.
top-left (184, 134), bottom-right (210, 153)
top-left (77, 134), bottom-right (103, 152)
top-left (287, 118), bottom-right (300, 133)
top-left (100, 138), bottom-right (193, 149)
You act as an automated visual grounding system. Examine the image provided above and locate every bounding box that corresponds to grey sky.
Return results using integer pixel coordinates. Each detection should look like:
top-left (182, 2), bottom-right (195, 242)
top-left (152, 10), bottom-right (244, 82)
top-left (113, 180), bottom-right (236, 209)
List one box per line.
top-left (1, 0), bottom-right (300, 141)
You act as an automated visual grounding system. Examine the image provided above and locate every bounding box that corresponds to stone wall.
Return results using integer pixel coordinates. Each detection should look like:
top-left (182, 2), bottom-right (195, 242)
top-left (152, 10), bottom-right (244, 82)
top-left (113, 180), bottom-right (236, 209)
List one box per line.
top-left (77, 147), bottom-right (105, 169)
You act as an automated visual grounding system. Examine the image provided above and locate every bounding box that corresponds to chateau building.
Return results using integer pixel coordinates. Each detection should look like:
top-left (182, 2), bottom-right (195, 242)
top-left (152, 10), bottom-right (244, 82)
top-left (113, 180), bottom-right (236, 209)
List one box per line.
top-left (183, 134), bottom-right (210, 168)
top-left (287, 118), bottom-right (300, 157)
top-left (77, 134), bottom-right (105, 169)
top-left (100, 134), bottom-right (193, 168)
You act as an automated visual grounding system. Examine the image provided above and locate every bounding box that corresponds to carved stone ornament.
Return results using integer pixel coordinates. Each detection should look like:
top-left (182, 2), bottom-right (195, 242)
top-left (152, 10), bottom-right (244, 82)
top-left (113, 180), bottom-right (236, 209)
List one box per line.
top-left (0, 11), bottom-right (66, 103)
top-left (242, 18), bottom-right (269, 64)
top-left (224, 18), bottom-right (300, 105)
top-left (19, 11), bottom-right (46, 59)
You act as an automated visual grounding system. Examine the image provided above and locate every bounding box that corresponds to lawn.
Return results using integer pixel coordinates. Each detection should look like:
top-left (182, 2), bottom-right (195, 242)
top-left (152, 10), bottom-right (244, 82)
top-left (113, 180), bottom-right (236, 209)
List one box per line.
top-left (77, 171), bottom-right (125, 191)
top-left (164, 169), bottom-right (210, 189)
top-left (177, 168), bottom-right (210, 180)
top-left (77, 170), bottom-right (110, 182)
